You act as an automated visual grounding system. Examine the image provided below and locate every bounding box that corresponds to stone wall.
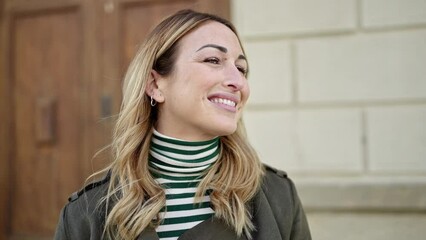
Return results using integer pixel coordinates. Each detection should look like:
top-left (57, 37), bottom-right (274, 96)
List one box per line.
top-left (232, 0), bottom-right (426, 239)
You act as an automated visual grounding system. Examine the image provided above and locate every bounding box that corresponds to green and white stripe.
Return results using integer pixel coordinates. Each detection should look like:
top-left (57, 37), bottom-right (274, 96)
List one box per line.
top-left (149, 130), bottom-right (219, 240)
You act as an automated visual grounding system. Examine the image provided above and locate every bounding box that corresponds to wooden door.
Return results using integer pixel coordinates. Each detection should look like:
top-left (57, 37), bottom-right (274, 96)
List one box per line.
top-left (1, 2), bottom-right (95, 239)
top-left (0, 0), bottom-right (229, 239)
top-left (9, 5), bottom-right (85, 240)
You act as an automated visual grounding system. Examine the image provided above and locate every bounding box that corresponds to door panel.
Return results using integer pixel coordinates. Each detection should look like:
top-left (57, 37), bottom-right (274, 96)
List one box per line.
top-left (11, 9), bottom-right (82, 237)
top-left (121, 0), bottom-right (228, 70)
top-left (122, 1), bottom-right (193, 68)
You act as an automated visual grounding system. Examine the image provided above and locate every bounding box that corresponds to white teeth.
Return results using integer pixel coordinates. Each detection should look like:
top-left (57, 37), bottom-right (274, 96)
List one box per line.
top-left (211, 98), bottom-right (236, 107)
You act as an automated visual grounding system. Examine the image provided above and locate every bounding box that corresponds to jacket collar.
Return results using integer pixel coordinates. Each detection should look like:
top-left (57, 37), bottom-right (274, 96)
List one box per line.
top-left (135, 189), bottom-right (273, 240)
top-left (137, 217), bottom-right (248, 240)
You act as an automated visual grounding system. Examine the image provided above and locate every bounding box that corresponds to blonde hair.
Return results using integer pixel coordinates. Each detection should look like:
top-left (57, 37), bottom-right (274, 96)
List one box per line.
top-left (98, 9), bottom-right (264, 239)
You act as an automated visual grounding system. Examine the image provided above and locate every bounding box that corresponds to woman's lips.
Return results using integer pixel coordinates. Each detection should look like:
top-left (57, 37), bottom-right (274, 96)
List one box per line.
top-left (208, 93), bottom-right (240, 113)
top-left (210, 97), bottom-right (236, 107)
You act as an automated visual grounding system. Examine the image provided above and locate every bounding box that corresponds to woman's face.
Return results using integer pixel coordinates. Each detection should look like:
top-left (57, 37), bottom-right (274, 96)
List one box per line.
top-left (154, 21), bottom-right (249, 141)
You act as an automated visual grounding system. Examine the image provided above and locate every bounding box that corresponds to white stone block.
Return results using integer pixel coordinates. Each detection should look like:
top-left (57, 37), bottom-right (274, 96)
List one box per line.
top-left (244, 111), bottom-right (298, 170)
top-left (233, 0), bottom-right (357, 36)
top-left (244, 41), bottom-right (292, 105)
top-left (296, 109), bottom-right (363, 172)
top-left (244, 109), bottom-right (363, 172)
top-left (308, 212), bottom-right (426, 240)
top-left (297, 30), bottom-right (426, 102)
top-left (367, 105), bottom-right (426, 172)
top-left (362, 0), bottom-right (426, 28)
top-left (298, 179), bottom-right (426, 210)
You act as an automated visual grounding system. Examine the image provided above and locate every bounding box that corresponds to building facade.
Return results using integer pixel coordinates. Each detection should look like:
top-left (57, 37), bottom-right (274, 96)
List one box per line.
top-left (236, 0), bottom-right (426, 239)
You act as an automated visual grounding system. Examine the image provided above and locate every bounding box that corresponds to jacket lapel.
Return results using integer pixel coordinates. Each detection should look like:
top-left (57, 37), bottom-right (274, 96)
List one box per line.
top-left (138, 225), bottom-right (159, 240)
top-left (176, 190), bottom-right (284, 240)
top-left (250, 190), bottom-right (283, 240)
top-left (136, 218), bottom-right (246, 240)
top-left (177, 217), bottom-right (248, 240)
top-left (137, 191), bottom-right (278, 240)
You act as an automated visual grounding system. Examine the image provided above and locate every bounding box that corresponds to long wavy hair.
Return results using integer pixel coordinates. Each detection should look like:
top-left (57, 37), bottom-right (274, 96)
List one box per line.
top-left (98, 9), bottom-right (264, 239)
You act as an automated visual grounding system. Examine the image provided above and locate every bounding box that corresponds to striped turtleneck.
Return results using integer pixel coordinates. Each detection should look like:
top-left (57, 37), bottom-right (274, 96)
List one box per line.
top-left (148, 129), bottom-right (220, 240)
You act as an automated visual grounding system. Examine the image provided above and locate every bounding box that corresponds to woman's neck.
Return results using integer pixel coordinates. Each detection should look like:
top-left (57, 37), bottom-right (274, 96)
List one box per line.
top-left (148, 129), bottom-right (220, 178)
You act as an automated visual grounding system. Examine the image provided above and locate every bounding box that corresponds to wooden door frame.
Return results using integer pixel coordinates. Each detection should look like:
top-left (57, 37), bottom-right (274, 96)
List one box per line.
top-left (0, 0), bottom-right (11, 238)
top-left (115, 0), bottom-right (230, 19)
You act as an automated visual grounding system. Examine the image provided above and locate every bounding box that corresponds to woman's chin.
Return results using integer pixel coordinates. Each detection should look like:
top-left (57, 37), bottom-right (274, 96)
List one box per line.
top-left (211, 123), bottom-right (238, 137)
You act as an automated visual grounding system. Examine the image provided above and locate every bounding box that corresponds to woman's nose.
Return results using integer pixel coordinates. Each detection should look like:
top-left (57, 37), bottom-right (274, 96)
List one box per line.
top-left (223, 65), bottom-right (245, 91)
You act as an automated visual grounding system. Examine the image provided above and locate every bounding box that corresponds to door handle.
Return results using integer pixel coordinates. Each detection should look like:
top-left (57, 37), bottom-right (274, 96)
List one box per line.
top-left (35, 96), bottom-right (56, 144)
top-left (101, 94), bottom-right (112, 119)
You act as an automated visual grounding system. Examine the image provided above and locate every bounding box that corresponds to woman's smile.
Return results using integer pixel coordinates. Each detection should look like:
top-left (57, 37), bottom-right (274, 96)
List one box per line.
top-left (208, 93), bottom-right (240, 113)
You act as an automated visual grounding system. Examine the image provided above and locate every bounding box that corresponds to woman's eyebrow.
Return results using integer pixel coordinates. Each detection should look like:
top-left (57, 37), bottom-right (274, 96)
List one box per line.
top-left (196, 44), bottom-right (228, 53)
top-left (238, 55), bottom-right (247, 61)
top-left (196, 44), bottom-right (247, 61)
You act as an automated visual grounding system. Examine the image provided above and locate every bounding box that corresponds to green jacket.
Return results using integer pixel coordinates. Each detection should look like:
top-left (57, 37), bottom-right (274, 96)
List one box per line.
top-left (54, 165), bottom-right (311, 240)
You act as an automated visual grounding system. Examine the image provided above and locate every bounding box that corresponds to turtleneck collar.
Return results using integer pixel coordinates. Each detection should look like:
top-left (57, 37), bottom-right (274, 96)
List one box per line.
top-left (148, 129), bottom-right (220, 179)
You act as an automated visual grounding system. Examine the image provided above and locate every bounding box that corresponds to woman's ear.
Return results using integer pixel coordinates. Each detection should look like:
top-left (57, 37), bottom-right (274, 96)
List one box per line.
top-left (145, 70), bottom-right (165, 103)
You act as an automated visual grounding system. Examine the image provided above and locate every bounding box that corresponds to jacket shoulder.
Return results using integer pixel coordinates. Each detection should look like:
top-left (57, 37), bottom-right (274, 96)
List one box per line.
top-left (54, 172), bottom-right (110, 240)
top-left (263, 164), bottom-right (288, 178)
top-left (67, 171), bottom-right (111, 202)
top-left (261, 164), bottom-right (293, 196)
top-left (255, 166), bottom-right (312, 239)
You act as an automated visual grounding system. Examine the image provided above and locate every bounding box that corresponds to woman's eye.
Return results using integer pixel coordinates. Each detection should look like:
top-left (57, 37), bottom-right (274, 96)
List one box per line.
top-left (237, 66), bottom-right (247, 75)
top-left (204, 57), bottom-right (220, 64)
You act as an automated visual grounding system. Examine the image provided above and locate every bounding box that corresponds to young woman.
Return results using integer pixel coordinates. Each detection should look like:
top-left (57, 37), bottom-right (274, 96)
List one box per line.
top-left (54, 9), bottom-right (311, 240)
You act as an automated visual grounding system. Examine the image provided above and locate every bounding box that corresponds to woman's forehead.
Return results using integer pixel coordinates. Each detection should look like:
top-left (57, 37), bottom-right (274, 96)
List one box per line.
top-left (178, 21), bottom-right (243, 53)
